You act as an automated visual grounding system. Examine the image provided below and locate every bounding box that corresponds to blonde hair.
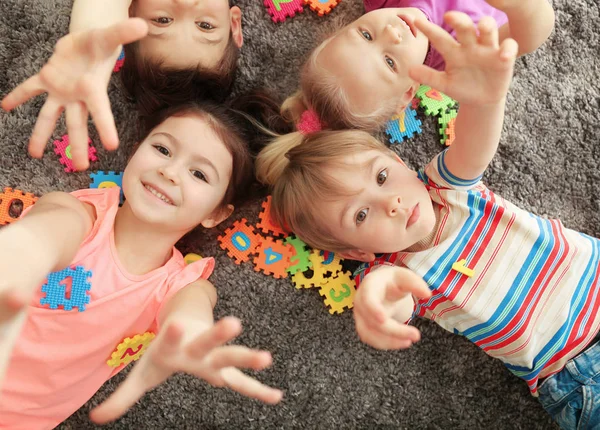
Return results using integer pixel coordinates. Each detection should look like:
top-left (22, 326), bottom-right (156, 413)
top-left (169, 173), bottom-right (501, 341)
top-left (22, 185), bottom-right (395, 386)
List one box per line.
top-left (281, 36), bottom-right (398, 132)
top-left (256, 130), bottom-right (392, 252)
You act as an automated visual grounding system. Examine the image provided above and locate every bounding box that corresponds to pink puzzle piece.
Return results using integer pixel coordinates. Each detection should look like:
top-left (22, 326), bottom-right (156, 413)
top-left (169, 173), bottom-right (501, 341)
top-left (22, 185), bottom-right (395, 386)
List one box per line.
top-left (53, 135), bottom-right (98, 173)
top-left (264, 0), bottom-right (304, 23)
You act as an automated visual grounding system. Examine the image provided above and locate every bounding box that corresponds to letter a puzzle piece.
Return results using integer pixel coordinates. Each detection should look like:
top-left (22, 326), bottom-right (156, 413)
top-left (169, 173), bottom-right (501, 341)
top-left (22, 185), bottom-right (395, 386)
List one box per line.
top-left (253, 237), bottom-right (292, 279)
top-left (107, 332), bottom-right (155, 368)
top-left (0, 187), bottom-right (38, 225)
top-left (319, 270), bottom-right (356, 314)
top-left (257, 195), bottom-right (290, 237)
top-left (40, 266), bottom-right (92, 312)
top-left (438, 109), bottom-right (458, 146)
top-left (53, 135), bottom-right (98, 173)
top-left (218, 219), bottom-right (261, 264)
top-left (304, 0), bottom-right (341, 16)
top-left (264, 0), bottom-right (304, 23)
top-left (416, 85), bottom-right (456, 116)
top-left (385, 107), bottom-right (422, 145)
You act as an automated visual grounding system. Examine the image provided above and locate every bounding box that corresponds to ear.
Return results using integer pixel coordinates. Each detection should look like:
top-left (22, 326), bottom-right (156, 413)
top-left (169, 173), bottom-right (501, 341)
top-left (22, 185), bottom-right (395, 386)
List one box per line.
top-left (201, 204), bottom-right (234, 229)
top-left (230, 6), bottom-right (243, 48)
top-left (395, 81), bottom-right (420, 114)
top-left (338, 249), bottom-right (376, 263)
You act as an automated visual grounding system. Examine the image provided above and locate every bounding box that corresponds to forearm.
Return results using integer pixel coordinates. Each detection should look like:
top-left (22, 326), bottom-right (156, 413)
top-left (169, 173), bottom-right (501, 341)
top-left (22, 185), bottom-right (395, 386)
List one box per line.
top-left (70, 0), bottom-right (131, 33)
top-left (502, 1), bottom-right (555, 56)
top-left (444, 98), bottom-right (506, 180)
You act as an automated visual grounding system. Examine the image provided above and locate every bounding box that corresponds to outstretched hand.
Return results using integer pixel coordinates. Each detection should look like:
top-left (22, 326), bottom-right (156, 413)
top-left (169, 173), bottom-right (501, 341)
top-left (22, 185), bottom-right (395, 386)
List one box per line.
top-left (409, 12), bottom-right (518, 106)
top-left (90, 317), bottom-right (283, 424)
top-left (1, 18), bottom-right (148, 171)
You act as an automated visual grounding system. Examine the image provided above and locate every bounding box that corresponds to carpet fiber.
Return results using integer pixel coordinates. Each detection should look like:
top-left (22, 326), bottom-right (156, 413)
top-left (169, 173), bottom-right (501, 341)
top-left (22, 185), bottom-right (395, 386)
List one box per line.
top-left (1, 0), bottom-right (599, 428)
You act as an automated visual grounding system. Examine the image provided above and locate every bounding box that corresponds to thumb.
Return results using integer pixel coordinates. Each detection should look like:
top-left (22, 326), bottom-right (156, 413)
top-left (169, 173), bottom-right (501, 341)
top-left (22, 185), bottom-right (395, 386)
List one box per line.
top-left (385, 267), bottom-right (431, 302)
top-left (85, 18), bottom-right (149, 55)
top-left (409, 64), bottom-right (446, 95)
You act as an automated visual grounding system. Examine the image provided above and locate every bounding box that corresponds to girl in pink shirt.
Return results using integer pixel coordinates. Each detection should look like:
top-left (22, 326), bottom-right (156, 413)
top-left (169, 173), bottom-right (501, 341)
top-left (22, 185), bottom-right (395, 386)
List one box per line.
top-left (0, 100), bottom-right (283, 429)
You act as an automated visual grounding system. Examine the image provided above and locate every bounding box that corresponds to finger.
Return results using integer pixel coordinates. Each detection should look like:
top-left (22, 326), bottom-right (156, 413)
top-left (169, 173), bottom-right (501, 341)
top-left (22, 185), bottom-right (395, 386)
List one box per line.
top-left (413, 18), bottom-right (459, 57)
top-left (221, 368), bottom-right (283, 405)
top-left (38, 61), bottom-right (75, 97)
top-left (499, 38), bottom-right (519, 62)
top-left (477, 16), bottom-right (499, 48)
top-left (29, 99), bottom-right (64, 158)
top-left (65, 102), bottom-right (91, 171)
top-left (204, 347), bottom-right (272, 371)
top-left (356, 321), bottom-right (416, 350)
top-left (1, 75), bottom-right (45, 111)
top-left (82, 18), bottom-right (149, 56)
top-left (445, 12), bottom-right (478, 46)
top-left (87, 89), bottom-right (119, 151)
top-left (387, 268), bottom-right (432, 301)
top-left (358, 289), bottom-right (388, 325)
top-left (155, 322), bottom-right (184, 357)
top-left (186, 317), bottom-right (242, 358)
top-left (0, 291), bottom-right (28, 322)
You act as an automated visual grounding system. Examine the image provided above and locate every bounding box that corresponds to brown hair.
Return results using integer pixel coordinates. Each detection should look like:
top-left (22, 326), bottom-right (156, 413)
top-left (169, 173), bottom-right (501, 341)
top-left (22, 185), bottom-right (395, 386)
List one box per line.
top-left (256, 129), bottom-right (391, 252)
top-left (120, 34), bottom-right (240, 118)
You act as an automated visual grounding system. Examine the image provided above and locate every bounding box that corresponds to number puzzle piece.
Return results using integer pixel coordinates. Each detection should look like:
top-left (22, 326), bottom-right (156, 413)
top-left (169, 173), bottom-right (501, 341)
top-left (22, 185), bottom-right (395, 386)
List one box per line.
top-left (304, 0), bottom-right (341, 16)
top-left (319, 270), bottom-right (356, 314)
top-left (40, 266), bottom-right (92, 312)
top-left (184, 253), bottom-right (203, 265)
top-left (53, 135), bottom-right (98, 173)
top-left (218, 219), bottom-right (261, 264)
top-left (107, 332), bottom-right (155, 368)
top-left (264, 0), bottom-right (304, 23)
top-left (253, 237), bottom-right (292, 278)
top-left (438, 109), bottom-right (458, 146)
top-left (291, 249), bottom-right (340, 289)
top-left (416, 85), bottom-right (456, 116)
top-left (90, 171), bottom-right (124, 204)
top-left (257, 195), bottom-right (290, 237)
top-left (385, 107), bottom-right (422, 145)
top-left (0, 187), bottom-right (38, 225)
top-left (285, 235), bottom-right (312, 275)
top-left (113, 48), bottom-right (125, 72)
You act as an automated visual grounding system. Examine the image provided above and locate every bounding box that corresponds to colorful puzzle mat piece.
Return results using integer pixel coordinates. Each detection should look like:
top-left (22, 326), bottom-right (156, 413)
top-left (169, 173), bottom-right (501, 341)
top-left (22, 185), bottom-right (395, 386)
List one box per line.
top-left (53, 135), bottom-right (98, 173)
top-left (40, 266), bottom-right (92, 312)
top-left (438, 109), bottom-right (458, 146)
top-left (291, 249), bottom-right (338, 289)
top-left (107, 332), bottom-right (155, 368)
top-left (264, 0), bottom-right (304, 22)
top-left (253, 237), bottom-right (292, 278)
top-left (90, 171), bottom-right (124, 203)
top-left (285, 235), bottom-right (312, 275)
top-left (416, 85), bottom-right (456, 116)
top-left (184, 253), bottom-right (203, 265)
top-left (218, 219), bottom-right (261, 264)
top-left (0, 187), bottom-right (38, 225)
top-left (258, 195), bottom-right (290, 237)
top-left (304, 0), bottom-right (341, 16)
top-left (385, 107), bottom-right (422, 145)
top-left (319, 270), bottom-right (356, 314)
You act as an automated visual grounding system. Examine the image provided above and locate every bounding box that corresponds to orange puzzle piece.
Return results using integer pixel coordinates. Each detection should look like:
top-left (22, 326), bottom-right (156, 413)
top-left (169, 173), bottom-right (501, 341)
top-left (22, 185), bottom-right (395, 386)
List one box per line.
top-left (304, 0), bottom-right (341, 16)
top-left (0, 187), bottom-right (38, 225)
top-left (257, 196), bottom-right (290, 237)
top-left (218, 219), bottom-right (261, 264)
top-left (253, 237), bottom-right (292, 279)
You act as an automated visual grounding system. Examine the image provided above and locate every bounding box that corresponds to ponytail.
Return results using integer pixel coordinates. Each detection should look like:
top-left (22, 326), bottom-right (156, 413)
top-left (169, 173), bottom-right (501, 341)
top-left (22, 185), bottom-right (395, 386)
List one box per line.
top-left (256, 132), bottom-right (306, 186)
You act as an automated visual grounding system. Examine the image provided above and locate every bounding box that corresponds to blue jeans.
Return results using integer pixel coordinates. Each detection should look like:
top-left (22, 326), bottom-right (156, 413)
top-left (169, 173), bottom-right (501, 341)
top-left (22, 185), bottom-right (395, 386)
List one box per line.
top-left (538, 340), bottom-right (600, 429)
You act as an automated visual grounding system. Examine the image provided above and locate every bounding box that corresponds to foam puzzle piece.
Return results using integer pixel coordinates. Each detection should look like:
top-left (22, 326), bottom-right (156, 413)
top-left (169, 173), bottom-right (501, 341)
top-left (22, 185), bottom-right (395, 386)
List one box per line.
top-left (304, 0), bottom-right (341, 16)
top-left (218, 219), bottom-right (261, 264)
top-left (438, 109), bottom-right (458, 146)
top-left (53, 135), bottom-right (98, 173)
top-left (285, 235), bottom-right (312, 275)
top-left (253, 237), bottom-right (292, 279)
top-left (184, 253), bottom-right (203, 265)
top-left (113, 48), bottom-right (125, 72)
top-left (291, 249), bottom-right (337, 289)
top-left (89, 171), bottom-right (124, 204)
top-left (107, 332), bottom-right (155, 368)
top-left (319, 270), bottom-right (356, 314)
top-left (40, 266), bottom-right (92, 312)
top-left (385, 107), bottom-right (422, 145)
top-left (0, 187), bottom-right (38, 225)
top-left (257, 195), bottom-right (289, 237)
top-left (416, 85), bottom-right (456, 116)
top-left (264, 0), bottom-right (304, 22)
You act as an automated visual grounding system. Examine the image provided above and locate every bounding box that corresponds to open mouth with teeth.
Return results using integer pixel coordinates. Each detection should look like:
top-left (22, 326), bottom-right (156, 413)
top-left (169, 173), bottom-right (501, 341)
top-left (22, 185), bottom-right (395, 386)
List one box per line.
top-left (143, 183), bottom-right (175, 206)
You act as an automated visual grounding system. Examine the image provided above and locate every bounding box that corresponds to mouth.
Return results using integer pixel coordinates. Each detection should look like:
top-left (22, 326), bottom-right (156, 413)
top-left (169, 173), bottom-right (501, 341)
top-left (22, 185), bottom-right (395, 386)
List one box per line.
top-left (406, 203), bottom-right (420, 228)
top-left (397, 14), bottom-right (417, 38)
top-left (143, 182), bottom-right (175, 206)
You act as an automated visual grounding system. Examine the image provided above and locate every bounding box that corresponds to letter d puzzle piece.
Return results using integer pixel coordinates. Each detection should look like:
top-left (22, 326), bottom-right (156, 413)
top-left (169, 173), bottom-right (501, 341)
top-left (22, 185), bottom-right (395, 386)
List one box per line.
top-left (53, 135), bottom-right (98, 173)
top-left (218, 219), bottom-right (261, 264)
top-left (253, 237), bottom-right (292, 279)
top-left (264, 0), bottom-right (304, 22)
top-left (0, 187), bottom-right (38, 225)
top-left (304, 0), bottom-right (341, 16)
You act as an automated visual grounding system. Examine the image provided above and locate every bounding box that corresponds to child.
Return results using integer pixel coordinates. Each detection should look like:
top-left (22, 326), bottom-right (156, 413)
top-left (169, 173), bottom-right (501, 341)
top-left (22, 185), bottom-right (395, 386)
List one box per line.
top-left (278, 0), bottom-right (554, 132)
top-left (0, 100), bottom-right (282, 429)
top-left (1, 0), bottom-right (244, 171)
top-left (256, 15), bottom-right (594, 429)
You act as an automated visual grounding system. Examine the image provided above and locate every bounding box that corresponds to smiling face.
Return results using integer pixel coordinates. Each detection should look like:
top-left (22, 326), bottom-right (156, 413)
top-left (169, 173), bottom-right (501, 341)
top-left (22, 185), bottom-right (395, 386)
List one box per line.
top-left (318, 150), bottom-right (436, 257)
top-left (130, 0), bottom-right (243, 70)
top-left (316, 8), bottom-right (429, 116)
top-left (122, 114), bottom-right (233, 233)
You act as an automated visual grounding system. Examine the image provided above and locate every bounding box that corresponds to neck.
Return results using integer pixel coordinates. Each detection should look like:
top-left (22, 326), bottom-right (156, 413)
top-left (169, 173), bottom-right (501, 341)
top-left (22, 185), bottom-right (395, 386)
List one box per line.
top-left (405, 203), bottom-right (440, 253)
top-left (113, 202), bottom-right (187, 275)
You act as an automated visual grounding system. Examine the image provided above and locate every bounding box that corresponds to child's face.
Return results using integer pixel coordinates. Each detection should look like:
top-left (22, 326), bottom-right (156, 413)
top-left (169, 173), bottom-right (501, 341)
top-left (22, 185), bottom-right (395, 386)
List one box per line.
top-left (131, 0), bottom-right (243, 69)
top-left (318, 150), bottom-right (436, 258)
top-left (123, 114), bottom-right (233, 232)
top-left (317, 8), bottom-right (428, 116)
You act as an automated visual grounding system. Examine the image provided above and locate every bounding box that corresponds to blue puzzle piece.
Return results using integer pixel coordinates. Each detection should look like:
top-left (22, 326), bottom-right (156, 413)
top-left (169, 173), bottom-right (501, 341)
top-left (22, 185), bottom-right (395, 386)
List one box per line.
top-left (385, 107), bottom-right (422, 145)
top-left (40, 266), bottom-right (92, 312)
top-left (90, 171), bottom-right (124, 204)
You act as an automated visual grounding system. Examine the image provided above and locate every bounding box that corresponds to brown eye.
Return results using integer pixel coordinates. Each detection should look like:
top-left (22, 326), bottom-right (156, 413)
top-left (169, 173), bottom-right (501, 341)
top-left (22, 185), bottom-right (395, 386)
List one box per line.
top-left (377, 169), bottom-right (388, 185)
top-left (361, 30), bottom-right (373, 41)
top-left (152, 17), bottom-right (172, 25)
top-left (356, 209), bottom-right (368, 225)
top-left (197, 22), bottom-right (214, 30)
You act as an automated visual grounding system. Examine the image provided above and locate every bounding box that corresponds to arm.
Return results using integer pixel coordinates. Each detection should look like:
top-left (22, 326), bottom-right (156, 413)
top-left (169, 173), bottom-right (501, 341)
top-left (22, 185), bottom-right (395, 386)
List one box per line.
top-left (409, 13), bottom-right (518, 181)
top-left (70, 0), bottom-right (131, 33)
top-left (0, 192), bottom-right (95, 388)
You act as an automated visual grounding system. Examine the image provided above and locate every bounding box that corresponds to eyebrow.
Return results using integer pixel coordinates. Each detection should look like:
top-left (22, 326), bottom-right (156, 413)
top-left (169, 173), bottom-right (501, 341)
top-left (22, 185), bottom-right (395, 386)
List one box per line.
top-left (153, 132), bottom-right (220, 182)
top-left (339, 155), bottom-right (379, 227)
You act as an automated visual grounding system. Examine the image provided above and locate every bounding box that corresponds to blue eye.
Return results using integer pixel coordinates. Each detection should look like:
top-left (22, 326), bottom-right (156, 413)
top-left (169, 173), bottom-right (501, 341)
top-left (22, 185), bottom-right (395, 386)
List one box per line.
top-left (356, 209), bottom-right (368, 225)
top-left (361, 30), bottom-right (373, 41)
top-left (154, 145), bottom-right (170, 156)
top-left (377, 169), bottom-right (388, 185)
top-left (385, 57), bottom-right (395, 70)
top-left (192, 170), bottom-right (208, 183)
top-left (197, 22), bottom-right (214, 30)
top-left (152, 17), bottom-right (172, 25)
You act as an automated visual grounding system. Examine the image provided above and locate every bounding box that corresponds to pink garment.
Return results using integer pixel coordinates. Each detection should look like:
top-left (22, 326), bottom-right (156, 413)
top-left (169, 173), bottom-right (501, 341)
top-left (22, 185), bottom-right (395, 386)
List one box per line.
top-left (0, 187), bottom-right (214, 429)
top-left (363, 0), bottom-right (509, 70)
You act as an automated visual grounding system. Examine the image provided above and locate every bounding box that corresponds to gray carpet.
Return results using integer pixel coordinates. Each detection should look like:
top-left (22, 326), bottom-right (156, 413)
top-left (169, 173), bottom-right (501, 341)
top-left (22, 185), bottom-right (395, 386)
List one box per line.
top-left (1, 0), bottom-right (599, 428)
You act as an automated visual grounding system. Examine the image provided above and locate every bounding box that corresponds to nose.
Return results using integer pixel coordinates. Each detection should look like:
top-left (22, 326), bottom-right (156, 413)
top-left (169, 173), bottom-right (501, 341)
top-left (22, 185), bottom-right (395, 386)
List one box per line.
top-left (386, 195), bottom-right (402, 216)
top-left (158, 165), bottom-right (180, 185)
top-left (384, 24), bottom-right (402, 44)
